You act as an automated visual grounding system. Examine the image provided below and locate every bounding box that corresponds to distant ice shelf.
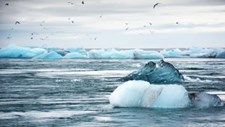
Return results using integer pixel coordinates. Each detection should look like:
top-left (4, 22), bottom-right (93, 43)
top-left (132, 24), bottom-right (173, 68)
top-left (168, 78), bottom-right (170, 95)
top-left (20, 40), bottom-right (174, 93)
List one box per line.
top-left (0, 45), bottom-right (224, 59)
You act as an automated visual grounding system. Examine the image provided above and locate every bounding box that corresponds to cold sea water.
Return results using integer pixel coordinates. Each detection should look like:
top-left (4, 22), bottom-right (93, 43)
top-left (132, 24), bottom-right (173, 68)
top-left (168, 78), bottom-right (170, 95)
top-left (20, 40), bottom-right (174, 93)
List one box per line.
top-left (0, 58), bottom-right (225, 127)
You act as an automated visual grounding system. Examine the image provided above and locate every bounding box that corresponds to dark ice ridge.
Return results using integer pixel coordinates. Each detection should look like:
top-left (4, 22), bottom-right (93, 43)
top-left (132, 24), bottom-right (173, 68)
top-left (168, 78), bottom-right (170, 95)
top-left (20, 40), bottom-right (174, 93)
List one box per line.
top-left (122, 60), bottom-right (184, 84)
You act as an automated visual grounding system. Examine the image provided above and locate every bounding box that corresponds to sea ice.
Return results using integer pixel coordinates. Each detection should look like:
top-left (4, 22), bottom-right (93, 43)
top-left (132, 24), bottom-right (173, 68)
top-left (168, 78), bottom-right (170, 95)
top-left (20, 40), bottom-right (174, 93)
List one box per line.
top-left (189, 92), bottom-right (224, 108)
top-left (64, 52), bottom-right (88, 59)
top-left (122, 60), bottom-right (184, 83)
top-left (133, 49), bottom-right (164, 59)
top-left (88, 49), bottom-right (134, 59)
top-left (33, 51), bottom-right (62, 60)
top-left (160, 48), bottom-right (182, 58)
top-left (0, 45), bottom-right (47, 58)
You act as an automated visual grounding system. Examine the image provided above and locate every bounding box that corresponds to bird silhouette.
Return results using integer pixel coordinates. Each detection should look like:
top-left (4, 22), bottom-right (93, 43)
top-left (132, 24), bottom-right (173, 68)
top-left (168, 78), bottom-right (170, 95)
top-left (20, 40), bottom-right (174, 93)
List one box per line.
top-left (176, 22), bottom-right (179, 24)
top-left (15, 21), bottom-right (20, 25)
top-left (68, 2), bottom-right (74, 5)
top-left (5, 3), bottom-right (9, 6)
top-left (82, 1), bottom-right (84, 4)
top-left (153, 3), bottom-right (160, 8)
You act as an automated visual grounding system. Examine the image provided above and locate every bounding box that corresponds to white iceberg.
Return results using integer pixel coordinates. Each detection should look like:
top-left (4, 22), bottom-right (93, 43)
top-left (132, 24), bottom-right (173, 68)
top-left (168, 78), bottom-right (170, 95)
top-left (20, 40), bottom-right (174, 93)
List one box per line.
top-left (133, 49), bottom-right (164, 59)
top-left (160, 48), bottom-right (182, 58)
top-left (109, 81), bottom-right (190, 108)
top-left (64, 52), bottom-right (88, 59)
top-left (88, 49), bottom-right (134, 59)
top-left (87, 49), bottom-right (163, 59)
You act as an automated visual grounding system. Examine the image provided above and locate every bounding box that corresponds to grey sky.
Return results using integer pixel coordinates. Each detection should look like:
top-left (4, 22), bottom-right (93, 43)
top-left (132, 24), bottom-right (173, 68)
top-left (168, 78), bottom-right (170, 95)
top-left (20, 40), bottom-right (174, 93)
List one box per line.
top-left (0, 0), bottom-right (225, 48)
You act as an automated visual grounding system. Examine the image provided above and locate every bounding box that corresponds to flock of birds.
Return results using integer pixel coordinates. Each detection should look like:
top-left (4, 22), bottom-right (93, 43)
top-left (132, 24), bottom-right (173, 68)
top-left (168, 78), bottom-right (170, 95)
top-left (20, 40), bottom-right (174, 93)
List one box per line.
top-left (3, 1), bottom-right (179, 41)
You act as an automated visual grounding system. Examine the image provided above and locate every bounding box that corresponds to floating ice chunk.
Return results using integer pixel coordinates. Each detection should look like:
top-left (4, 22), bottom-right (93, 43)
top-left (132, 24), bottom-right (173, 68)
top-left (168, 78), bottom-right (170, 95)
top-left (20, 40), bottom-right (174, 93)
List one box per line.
top-left (0, 45), bottom-right (47, 58)
top-left (189, 92), bottom-right (224, 109)
top-left (109, 81), bottom-right (190, 108)
top-left (160, 48), bottom-right (182, 58)
top-left (34, 51), bottom-right (62, 60)
top-left (122, 60), bottom-right (184, 83)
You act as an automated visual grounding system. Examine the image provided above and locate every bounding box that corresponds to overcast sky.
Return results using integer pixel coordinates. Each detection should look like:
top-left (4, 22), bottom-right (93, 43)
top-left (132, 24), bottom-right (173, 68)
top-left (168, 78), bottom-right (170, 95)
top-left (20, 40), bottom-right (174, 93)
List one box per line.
top-left (0, 0), bottom-right (225, 48)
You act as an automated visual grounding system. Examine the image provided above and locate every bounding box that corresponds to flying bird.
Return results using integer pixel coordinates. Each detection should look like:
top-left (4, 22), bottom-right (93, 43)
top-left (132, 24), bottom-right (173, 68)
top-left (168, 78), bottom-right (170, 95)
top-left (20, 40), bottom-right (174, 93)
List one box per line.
top-left (153, 3), bottom-right (160, 9)
top-left (68, 2), bottom-right (74, 5)
top-left (82, 1), bottom-right (84, 4)
top-left (15, 21), bottom-right (20, 25)
top-left (5, 3), bottom-right (9, 6)
top-left (71, 21), bottom-right (74, 23)
top-left (176, 22), bottom-right (179, 24)
top-left (149, 22), bottom-right (152, 25)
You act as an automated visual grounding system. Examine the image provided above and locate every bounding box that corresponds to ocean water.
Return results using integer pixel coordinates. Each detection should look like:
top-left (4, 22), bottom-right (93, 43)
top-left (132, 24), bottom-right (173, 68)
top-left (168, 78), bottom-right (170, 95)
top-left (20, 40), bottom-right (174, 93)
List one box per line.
top-left (0, 58), bottom-right (225, 127)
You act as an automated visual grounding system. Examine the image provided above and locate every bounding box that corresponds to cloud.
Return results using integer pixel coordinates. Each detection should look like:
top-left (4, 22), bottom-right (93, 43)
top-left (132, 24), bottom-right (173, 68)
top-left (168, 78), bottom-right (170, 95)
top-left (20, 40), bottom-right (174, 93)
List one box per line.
top-left (0, 0), bottom-right (225, 48)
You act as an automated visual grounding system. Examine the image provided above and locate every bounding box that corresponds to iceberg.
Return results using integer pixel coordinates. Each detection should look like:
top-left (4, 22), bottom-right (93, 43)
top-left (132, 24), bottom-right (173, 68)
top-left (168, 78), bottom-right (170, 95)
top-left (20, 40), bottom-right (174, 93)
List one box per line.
top-left (215, 49), bottom-right (225, 58)
top-left (33, 51), bottom-right (62, 60)
top-left (67, 48), bottom-right (87, 54)
top-left (109, 81), bottom-right (223, 109)
top-left (160, 48), bottom-right (182, 58)
top-left (133, 50), bottom-right (164, 59)
top-left (64, 52), bottom-right (88, 59)
top-left (88, 49), bottom-right (134, 59)
top-left (189, 92), bottom-right (224, 109)
top-left (109, 81), bottom-right (190, 108)
top-left (87, 49), bottom-right (163, 59)
top-left (0, 45), bottom-right (47, 58)
top-left (122, 60), bottom-right (184, 83)
top-left (182, 47), bottom-right (218, 58)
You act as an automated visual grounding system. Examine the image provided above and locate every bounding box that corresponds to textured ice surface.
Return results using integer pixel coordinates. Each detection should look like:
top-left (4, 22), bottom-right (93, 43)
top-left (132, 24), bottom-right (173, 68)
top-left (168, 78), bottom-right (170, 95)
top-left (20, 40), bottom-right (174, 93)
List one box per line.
top-left (160, 48), bottom-right (182, 58)
top-left (34, 51), bottom-right (62, 60)
top-left (0, 45), bottom-right (47, 58)
top-left (1, 45), bottom-right (224, 59)
top-left (109, 81), bottom-right (190, 108)
top-left (190, 92), bottom-right (224, 109)
top-left (122, 60), bottom-right (184, 83)
top-left (88, 49), bottom-right (134, 59)
top-left (133, 50), bottom-right (164, 59)
top-left (64, 52), bottom-right (88, 59)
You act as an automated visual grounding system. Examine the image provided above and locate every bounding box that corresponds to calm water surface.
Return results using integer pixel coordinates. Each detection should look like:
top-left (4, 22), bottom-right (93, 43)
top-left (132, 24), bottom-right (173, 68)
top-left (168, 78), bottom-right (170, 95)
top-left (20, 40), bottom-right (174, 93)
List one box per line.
top-left (0, 58), bottom-right (225, 127)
